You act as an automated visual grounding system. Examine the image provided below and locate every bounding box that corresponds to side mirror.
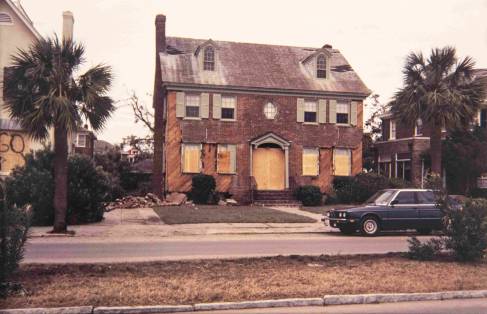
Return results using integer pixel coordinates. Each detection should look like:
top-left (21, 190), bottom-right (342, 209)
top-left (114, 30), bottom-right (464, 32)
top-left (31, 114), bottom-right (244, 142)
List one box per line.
top-left (390, 200), bottom-right (399, 206)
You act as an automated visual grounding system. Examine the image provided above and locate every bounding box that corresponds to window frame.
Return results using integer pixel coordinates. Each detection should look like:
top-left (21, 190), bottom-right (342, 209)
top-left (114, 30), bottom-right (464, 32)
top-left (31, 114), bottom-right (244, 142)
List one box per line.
top-left (203, 46), bottom-right (215, 71)
top-left (336, 100), bottom-right (350, 125)
top-left (333, 148), bottom-right (352, 176)
top-left (181, 143), bottom-right (202, 174)
top-left (76, 134), bottom-right (87, 148)
top-left (303, 100), bottom-right (318, 123)
top-left (415, 119), bottom-right (423, 136)
top-left (390, 191), bottom-right (417, 205)
top-left (217, 144), bottom-right (237, 174)
top-left (302, 148), bottom-right (320, 176)
top-left (184, 93), bottom-right (201, 119)
top-left (263, 102), bottom-right (277, 120)
top-left (316, 54), bottom-right (327, 79)
top-left (390, 120), bottom-right (397, 140)
top-left (220, 96), bottom-right (236, 121)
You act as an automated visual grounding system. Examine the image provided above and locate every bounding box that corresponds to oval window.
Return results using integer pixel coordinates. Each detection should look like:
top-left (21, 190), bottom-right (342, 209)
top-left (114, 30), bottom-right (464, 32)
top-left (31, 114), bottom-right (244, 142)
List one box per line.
top-left (263, 102), bottom-right (277, 120)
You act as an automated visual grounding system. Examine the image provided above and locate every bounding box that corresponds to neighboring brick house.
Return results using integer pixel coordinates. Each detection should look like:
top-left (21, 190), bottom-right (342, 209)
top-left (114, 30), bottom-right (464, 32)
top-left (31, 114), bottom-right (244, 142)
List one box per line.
top-left (152, 15), bottom-right (370, 203)
top-left (70, 126), bottom-right (96, 158)
top-left (375, 69), bottom-right (487, 188)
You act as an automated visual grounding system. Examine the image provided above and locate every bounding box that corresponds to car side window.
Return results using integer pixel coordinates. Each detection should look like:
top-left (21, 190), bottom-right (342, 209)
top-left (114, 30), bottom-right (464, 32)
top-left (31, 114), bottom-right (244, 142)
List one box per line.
top-left (392, 191), bottom-right (416, 204)
top-left (417, 191), bottom-right (436, 204)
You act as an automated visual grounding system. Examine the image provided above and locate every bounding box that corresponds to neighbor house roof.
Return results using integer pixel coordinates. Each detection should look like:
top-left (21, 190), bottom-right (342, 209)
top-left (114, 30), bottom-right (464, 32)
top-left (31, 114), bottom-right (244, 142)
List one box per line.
top-left (159, 37), bottom-right (370, 97)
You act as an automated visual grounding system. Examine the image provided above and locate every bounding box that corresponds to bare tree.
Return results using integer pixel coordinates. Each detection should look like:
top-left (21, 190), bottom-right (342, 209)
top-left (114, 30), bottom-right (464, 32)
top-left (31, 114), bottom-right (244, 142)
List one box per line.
top-left (128, 91), bottom-right (154, 133)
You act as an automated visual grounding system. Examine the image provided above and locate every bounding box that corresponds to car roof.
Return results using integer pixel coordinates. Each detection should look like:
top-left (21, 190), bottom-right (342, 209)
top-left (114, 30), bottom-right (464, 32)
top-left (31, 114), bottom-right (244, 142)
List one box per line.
top-left (382, 189), bottom-right (434, 192)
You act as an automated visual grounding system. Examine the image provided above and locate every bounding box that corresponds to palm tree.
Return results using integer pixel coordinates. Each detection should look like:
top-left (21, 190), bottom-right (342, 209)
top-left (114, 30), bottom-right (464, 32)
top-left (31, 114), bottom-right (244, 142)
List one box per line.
top-left (3, 36), bottom-right (114, 233)
top-left (391, 47), bottom-right (486, 176)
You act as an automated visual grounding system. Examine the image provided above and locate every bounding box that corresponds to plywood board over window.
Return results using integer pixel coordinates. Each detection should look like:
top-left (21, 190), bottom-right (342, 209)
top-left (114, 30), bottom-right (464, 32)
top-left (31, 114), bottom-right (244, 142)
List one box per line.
top-left (217, 144), bottom-right (236, 174)
top-left (334, 148), bottom-right (351, 176)
top-left (303, 148), bottom-right (319, 176)
top-left (182, 143), bottom-right (201, 173)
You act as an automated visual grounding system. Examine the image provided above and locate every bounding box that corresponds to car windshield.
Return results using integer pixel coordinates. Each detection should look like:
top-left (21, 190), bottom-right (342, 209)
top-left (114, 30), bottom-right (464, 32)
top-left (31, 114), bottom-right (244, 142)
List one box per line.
top-left (365, 190), bottom-right (396, 205)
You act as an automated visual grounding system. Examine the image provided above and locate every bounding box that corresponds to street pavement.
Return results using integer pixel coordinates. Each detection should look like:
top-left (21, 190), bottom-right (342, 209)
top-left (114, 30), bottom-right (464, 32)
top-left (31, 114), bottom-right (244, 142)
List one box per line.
top-left (176, 298), bottom-right (487, 314)
top-left (24, 233), bottom-right (422, 263)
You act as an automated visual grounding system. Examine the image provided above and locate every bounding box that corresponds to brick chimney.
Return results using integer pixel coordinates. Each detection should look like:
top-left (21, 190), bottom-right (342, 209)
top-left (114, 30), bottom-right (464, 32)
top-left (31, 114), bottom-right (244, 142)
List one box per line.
top-left (155, 14), bottom-right (166, 53)
top-left (62, 11), bottom-right (74, 41)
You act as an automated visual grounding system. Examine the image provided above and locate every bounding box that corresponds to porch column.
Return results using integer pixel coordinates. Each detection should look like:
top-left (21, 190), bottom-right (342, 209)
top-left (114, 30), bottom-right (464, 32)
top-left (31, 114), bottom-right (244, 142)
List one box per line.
top-left (284, 146), bottom-right (289, 189)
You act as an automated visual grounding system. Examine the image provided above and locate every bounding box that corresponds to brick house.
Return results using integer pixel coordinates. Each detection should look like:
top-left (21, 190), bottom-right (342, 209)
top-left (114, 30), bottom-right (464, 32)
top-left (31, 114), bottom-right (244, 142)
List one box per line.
top-left (152, 15), bottom-right (370, 203)
top-left (375, 69), bottom-right (487, 188)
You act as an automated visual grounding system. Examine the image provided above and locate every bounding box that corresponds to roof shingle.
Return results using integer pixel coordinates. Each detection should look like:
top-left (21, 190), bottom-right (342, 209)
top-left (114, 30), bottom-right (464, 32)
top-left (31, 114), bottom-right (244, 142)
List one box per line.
top-left (159, 37), bottom-right (370, 97)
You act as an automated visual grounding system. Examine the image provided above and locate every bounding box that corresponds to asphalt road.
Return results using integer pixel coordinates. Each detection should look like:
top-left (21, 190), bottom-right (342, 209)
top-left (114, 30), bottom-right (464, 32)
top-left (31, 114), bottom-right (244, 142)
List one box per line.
top-left (176, 298), bottom-right (487, 314)
top-left (24, 233), bottom-right (419, 263)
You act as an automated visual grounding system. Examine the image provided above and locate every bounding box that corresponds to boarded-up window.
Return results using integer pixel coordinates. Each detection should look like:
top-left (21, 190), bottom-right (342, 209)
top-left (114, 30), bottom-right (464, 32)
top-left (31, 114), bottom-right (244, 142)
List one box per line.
top-left (182, 144), bottom-right (201, 173)
top-left (302, 148), bottom-right (319, 176)
top-left (217, 144), bottom-right (236, 174)
top-left (334, 148), bottom-right (351, 176)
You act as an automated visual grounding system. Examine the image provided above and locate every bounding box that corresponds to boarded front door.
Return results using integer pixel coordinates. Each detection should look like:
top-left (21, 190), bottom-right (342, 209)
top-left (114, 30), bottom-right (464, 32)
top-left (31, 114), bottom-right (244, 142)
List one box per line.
top-left (252, 147), bottom-right (285, 190)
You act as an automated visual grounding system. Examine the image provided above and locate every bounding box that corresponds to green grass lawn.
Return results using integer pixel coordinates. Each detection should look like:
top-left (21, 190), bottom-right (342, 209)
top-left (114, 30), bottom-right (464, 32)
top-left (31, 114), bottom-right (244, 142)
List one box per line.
top-left (299, 204), bottom-right (356, 215)
top-left (154, 205), bottom-right (316, 224)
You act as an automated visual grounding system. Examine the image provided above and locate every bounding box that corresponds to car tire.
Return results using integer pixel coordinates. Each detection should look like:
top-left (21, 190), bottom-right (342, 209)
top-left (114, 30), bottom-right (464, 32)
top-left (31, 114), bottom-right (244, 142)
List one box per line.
top-left (339, 226), bottom-right (356, 235)
top-left (416, 228), bottom-right (432, 235)
top-left (360, 216), bottom-right (380, 236)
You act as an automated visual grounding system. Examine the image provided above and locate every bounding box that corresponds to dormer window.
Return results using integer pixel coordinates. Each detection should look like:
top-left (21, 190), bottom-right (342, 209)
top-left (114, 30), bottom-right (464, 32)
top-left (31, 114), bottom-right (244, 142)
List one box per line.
top-left (203, 46), bottom-right (215, 71)
top-left (316, 54), bottom-right (327, 78)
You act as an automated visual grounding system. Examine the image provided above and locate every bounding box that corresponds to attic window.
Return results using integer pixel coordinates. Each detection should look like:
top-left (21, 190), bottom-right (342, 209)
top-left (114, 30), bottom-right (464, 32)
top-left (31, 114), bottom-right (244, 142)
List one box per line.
top-left (316, 55), bottom-right (327, 78)
top-left (203, 46), bottom-right (215, 71)
top-left (0, 12), bottom-right (13, 25)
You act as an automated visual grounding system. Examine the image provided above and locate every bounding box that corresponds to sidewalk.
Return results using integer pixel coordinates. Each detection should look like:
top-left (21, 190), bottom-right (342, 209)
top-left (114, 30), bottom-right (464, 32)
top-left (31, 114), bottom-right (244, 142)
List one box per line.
top-left (30, 206), bottom-right (329, 239)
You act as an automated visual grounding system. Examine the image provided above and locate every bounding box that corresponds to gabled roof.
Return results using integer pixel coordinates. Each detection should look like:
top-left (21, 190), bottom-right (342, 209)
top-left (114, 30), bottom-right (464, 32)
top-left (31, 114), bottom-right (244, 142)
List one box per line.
top-left (159, 37), bottom-right (370, 97)
top-left (3, 0), bottom-right (41, 39)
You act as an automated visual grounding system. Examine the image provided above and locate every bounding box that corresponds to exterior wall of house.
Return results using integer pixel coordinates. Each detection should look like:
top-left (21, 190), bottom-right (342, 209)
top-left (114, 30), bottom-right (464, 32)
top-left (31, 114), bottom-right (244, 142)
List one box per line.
top-left (163, 90), bottom-right (363, 203)
top-left (71, 131), bottom-right (95, 158)
top-left (0, 1), bottom-right (48, 175)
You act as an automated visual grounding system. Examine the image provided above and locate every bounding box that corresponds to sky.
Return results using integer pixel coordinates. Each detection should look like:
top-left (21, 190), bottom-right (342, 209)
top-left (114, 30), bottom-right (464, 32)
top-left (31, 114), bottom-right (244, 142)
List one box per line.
top-left (18, 0), bottom-right (487, 144)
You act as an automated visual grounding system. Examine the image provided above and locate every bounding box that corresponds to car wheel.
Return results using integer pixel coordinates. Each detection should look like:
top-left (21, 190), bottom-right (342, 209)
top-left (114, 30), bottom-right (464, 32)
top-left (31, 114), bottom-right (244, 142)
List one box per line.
top-left (339, 226), bottom-right (356, 235)
top-left (361, 216), bottom-right (380, 236)
top-left (416, 228), bottom-right (432, 235)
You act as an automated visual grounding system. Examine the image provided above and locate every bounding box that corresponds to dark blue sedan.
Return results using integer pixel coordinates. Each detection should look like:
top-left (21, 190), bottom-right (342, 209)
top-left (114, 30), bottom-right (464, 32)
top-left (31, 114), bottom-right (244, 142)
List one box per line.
top-left (323, 189), bottom-right (444, 236)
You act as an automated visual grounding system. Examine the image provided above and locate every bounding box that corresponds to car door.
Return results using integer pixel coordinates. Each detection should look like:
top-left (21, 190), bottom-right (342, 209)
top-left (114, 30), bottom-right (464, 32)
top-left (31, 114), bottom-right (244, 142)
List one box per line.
top-left (386, 191), bottom-right (419, 230)
top-left (416, 191), bottom-right (443, 229)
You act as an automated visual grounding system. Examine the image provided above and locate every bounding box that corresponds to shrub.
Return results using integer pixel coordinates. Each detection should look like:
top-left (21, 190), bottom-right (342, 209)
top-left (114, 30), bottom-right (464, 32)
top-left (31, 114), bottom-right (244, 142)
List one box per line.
top-left (190, 174), bottom-right (216, 204)
top-left (67, 155), bottom-right (111, 224)
top-left (406, 236), bottom-right (444, 261)
top-left (5, 150), bottom-right (110, 226)
top-left (444, 198), bottom-right (487, 262)
top-left (333, 172), bottom-right (410, 204)
top-left (469, 188), bottom-right (487, 199)
top-left (0, 199), bottom-right (30, 297)
top-left (295, 185), bottom-right (322, 206)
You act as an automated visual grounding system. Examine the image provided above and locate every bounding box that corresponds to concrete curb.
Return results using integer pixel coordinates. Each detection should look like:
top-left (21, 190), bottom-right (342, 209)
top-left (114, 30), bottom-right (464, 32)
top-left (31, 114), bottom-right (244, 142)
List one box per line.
top-left (0, 306), bottom-right (93, 314)
top-left (3, 290), bottom-right (487, 313)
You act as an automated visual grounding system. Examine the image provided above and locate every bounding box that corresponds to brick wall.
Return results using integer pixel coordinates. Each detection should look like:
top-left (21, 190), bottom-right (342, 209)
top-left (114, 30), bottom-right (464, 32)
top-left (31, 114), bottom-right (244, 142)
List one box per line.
top-left (163, 90), bottom-right (364, 202)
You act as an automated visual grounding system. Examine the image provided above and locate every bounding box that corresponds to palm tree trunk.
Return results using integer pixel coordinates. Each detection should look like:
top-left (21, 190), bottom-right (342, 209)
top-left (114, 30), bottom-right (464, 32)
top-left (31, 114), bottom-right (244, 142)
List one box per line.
top-left (52, 126), bottom-right (68, 233)
top-left (430, 124), bottom-right (442, 176)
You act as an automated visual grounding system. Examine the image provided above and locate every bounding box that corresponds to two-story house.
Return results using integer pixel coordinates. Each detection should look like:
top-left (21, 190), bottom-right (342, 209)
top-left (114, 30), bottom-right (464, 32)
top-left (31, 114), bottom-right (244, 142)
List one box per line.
top-left (151, 15), bottom-right (370, 203)
top-left (0, 0), bottom-right (44, 176)
top-left (375, 69), bottom-right (487, 188)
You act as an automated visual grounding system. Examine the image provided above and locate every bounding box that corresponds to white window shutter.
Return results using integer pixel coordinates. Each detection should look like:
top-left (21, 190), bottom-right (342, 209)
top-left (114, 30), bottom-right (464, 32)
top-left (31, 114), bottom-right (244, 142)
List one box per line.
top-left (350, 101), bottom-right (358, 126)
top-left (200, 93), bottom-right (209, 118)
top-left (318, 99), bottom-right (326, 123)
top-left (213, 94), bottom-right (222, 119)
top-left (329, 99), bottom-right (337, 124)
top-left (297, 98), bottom-right (305, 123)
top-left (176, 92), bottom-right (185, 118)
